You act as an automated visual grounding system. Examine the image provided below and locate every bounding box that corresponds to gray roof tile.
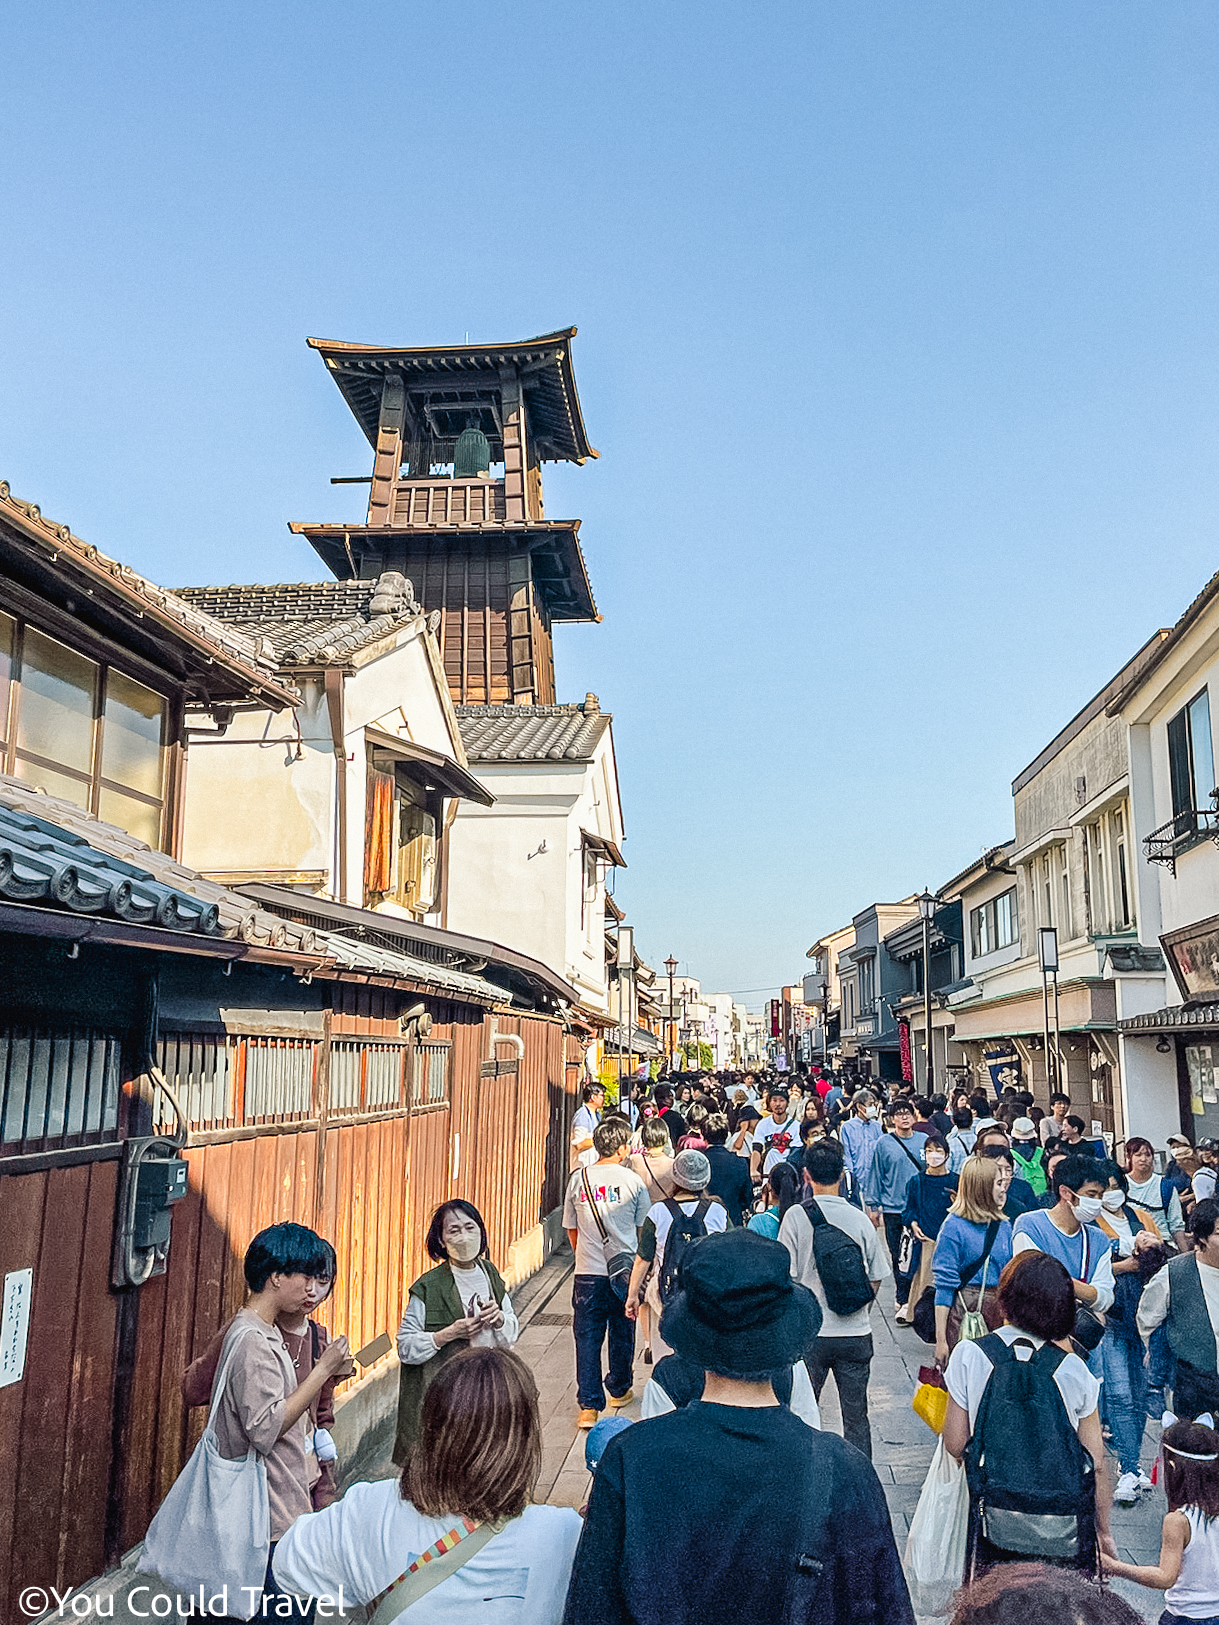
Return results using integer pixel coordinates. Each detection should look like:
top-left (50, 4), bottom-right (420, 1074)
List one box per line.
top-left (455, 702), bottom-right (610, 762)
top-left (174, 580), bottom-right (427, 666)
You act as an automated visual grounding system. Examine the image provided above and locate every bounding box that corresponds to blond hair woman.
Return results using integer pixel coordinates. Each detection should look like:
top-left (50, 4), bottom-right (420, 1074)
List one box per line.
top-left (930, 1155), bottom-right (1014, 1366)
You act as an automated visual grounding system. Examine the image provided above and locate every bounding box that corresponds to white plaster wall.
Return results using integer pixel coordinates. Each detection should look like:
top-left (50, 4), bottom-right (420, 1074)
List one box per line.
top-left (445, 723), bottom-right (625, 1013)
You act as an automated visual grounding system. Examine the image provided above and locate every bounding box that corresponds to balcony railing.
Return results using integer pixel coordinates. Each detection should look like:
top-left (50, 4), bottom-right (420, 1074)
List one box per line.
top-left (1144, 807), bottom-right (1219, 876)
top-left (391, 479), bottom-right (507, 528)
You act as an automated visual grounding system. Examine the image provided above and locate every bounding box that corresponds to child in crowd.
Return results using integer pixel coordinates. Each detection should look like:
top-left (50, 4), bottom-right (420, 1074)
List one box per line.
top-left (1102, 1418), bottom-right (1219, 1622)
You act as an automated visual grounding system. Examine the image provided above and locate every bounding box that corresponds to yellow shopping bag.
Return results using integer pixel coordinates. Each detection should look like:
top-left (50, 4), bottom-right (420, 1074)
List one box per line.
top-left (912, 1379), bottom-right (948, 1434)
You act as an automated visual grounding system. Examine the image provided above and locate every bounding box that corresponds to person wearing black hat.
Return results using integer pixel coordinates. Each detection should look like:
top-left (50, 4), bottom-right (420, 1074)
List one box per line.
top-left (562, 1229), bottom-right (914, 1625)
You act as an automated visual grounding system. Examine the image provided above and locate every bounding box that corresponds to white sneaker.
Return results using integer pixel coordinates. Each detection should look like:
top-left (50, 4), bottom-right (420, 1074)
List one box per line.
top-left (894, 1304), bottom-right (913, 1325)
top-left (1135, 1470), bottom-right (1153, 1492)
top-left (1114, 1471), bottom-right (1141, 1505)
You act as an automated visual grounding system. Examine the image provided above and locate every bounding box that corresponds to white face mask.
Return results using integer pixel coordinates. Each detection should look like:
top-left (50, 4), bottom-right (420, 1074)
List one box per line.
top-left (1074, 1194), bottom-right (1104, 1223)
top-left (925, 1152), bottom-right (947, 1168)
top-left (1102, 1190), bottom-right (1127, 1212)
top-left (865, 1106), bottom-right (879, 1119)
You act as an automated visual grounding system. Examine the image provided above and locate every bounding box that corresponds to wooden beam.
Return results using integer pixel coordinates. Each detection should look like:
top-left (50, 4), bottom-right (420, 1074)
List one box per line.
top-left (367, 374), bottom-right (406, 528)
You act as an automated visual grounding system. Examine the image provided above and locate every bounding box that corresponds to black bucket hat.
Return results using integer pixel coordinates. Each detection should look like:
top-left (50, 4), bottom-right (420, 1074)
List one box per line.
top-left (659, 1228), bottom-right (821, 1376)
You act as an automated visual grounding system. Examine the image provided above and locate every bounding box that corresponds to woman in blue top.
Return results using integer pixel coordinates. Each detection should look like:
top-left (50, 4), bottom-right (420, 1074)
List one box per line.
top-left (932, 1155), bottom-right (1013, 1366)
top-left (748, 1161), bottom-right (801, 1239)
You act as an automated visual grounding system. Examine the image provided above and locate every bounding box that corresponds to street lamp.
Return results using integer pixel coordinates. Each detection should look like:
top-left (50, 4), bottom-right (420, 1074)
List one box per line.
top-left (917, 890), bottom-right (937, 1093)
top-left (1038, 927), bottom-right (1060, 1093)
top-left (664, 955), bottom-right (678, 1075)
top-left (821, 978), bottom-right (830, 1067)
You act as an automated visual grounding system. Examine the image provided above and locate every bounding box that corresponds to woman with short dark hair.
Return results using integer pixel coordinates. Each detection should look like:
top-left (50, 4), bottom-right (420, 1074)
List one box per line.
top-left (273, 1349), bottom-right (582, 1621)
top-left (393, 1199), bottom-right (519, 1463)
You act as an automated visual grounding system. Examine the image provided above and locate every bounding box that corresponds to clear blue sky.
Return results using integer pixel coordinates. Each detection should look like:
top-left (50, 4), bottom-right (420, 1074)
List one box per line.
top-left (3, 4), bottom-right (1218, 1007)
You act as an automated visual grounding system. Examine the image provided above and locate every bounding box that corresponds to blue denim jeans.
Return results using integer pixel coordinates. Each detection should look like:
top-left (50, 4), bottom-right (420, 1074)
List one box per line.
top-left (1089, 1331), bottom-right (1148, 1476)
top-left (573, 1274), bottom-right (636, 1411)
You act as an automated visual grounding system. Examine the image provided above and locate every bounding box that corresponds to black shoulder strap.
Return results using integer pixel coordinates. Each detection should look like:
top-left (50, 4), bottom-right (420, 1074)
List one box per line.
top-left (664, 1197), bottom-right (685, 1223)
top-left (805, 1197), bottom-right (826, 1230)
top-left (310, 1320), bottom-right (320, 1363)
top-left (958, 1219), bottom-right (1001, 1285)
top-left (891, 1133), bottom-right (923, 1170)
top-left (581, 1165), bottom-right (611, 1244)
top-left (694, 1197), bottom-right (712, 1222)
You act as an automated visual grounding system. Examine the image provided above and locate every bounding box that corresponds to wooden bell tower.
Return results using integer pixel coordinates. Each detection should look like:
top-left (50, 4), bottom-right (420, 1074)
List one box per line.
top-left (292, 329), bottom-right (599, 707)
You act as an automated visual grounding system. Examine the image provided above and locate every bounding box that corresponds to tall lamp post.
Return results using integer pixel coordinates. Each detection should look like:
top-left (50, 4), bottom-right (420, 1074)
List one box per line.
top-left (664, 955), bottom-right (678, 1076)
top-left (821, 978), bottom-right (831, 1068)
top-left (1039, 927), bottom-right (1059, 1093)
top-left (917, 890), bottom-right (937, 1093)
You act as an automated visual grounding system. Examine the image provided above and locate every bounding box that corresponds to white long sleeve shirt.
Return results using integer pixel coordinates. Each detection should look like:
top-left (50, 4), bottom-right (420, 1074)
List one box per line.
top-left (1138, 1256), bottom-right (1219, 1347)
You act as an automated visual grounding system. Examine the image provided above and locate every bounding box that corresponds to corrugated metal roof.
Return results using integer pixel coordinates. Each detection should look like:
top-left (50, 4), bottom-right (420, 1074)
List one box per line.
top-left (175, 579), bottom-right (430, 665)
top-left (456, 701), bottom-right (611, 762)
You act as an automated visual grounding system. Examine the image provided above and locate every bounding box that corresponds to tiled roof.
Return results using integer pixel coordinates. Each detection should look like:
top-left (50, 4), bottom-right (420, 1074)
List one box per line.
top-left (174, 579), bottom-right (432, 666)
top-left (456, 700), bottom-right (610, 762)
top-left (0, 483), bottom-right (298, 706)
top-left (0, 776), bottom-right (322, 948)
top-left (0, 777), bottom-right (504, 1002)
top-left (1119, 1004), bottom-right (1219, 1033)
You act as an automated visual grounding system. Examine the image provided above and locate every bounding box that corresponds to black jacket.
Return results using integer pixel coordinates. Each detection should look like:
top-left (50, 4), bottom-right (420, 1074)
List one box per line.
top-left (703, 1144), bottom-right (754, 1227)
top-left (563, 1402), bottom-right (914, 1625)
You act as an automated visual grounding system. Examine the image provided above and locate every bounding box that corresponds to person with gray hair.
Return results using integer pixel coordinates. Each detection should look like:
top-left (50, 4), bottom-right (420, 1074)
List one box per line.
top-left (624, 1149), bottom-right (729, 1360)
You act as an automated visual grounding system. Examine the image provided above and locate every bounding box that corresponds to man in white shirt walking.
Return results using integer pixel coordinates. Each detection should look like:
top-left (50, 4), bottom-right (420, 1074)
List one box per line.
top-left (563, 1118), bottom-right (650, 1428)
top-left (779, 1138), bottom-right (890, 1459)
top-left (571, 1083), bottom-right (604, 1169)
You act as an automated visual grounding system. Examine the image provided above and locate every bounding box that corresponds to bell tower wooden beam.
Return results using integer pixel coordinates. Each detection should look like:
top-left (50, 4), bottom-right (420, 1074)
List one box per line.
top-left (367, 373), bottom-right (406, 528)
top-left (499, 366), bottom-right (529, 523)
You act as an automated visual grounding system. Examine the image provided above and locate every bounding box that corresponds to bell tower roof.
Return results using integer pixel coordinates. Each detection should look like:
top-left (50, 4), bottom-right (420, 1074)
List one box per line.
top-left (306, 328), bottom-right (598, 465)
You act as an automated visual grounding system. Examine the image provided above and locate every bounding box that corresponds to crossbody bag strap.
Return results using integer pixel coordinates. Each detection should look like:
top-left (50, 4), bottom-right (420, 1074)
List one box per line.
top-left (203, 1324), bottom-right (258, 1446)
top-left (367, 1517), bottom-right (511, 1625)
top-left (581, 1165), bottom-right (611, 1244)
top-left (891, 1134), bottom-right (923, 1171)
top-left (958, 1219), bottom-right (1001, 1286)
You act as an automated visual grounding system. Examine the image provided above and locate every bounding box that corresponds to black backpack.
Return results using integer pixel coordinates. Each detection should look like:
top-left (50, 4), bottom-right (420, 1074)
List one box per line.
top-left (964, 1332), bottom-right (1096, 1569)
top-left (659, 1198), bottom-right (713, 1304)
top-left (803, 1200), bottom-right (875, 1317)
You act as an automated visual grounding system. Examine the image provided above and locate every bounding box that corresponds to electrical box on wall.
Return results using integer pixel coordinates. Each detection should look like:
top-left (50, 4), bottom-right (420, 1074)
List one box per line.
top-left (112, 1138), bottom-right (190, 1288)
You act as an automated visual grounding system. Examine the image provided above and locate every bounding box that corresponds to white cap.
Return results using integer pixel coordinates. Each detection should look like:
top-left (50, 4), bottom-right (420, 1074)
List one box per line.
top-left (1013, 1117), bottom-right (1037, 1137)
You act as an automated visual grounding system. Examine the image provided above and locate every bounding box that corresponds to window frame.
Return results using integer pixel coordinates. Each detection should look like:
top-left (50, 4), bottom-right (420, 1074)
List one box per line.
top-left (1168, 687), bottom-right (1216, 820)
top-left (0, 610), bottom-right (171, 849)
top-left (970, 886), bottom-right (1018, 961)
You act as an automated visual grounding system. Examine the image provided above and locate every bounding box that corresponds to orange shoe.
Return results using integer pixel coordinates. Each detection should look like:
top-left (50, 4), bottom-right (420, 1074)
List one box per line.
top-left (577, 1408), bottom-right (599, 1429)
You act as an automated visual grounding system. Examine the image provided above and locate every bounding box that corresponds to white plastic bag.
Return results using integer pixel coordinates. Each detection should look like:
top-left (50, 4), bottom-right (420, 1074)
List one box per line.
top-left (142, 1327), bottom-right (269, 1619)
top-left (903, 1439), bottom-right (969, 1618)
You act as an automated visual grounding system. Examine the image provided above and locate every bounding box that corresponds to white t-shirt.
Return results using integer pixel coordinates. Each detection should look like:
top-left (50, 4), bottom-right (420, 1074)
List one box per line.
top-left (778, 1194), bottom-right (891, 1338)
top-left (752, 1117), bottom-right (798, 1175)
top-left (640, 1196), bottom-right (729, 1273)
top-left (273, 1482), bottom-right (582, 1623)
top-left (1195, 1168), bottom-right (1218, 1203)
top-left (944, 1324), bottom-right (1101, 1430)
top-left (1126, 1174), bottom-right (1185, 1240)
top-left (562, 1162), bottom-right (651, 1276)
top-left (640, 1362), bottom-right (822, 1429)
top-left (571, 1104), bottom-right (601, 1168)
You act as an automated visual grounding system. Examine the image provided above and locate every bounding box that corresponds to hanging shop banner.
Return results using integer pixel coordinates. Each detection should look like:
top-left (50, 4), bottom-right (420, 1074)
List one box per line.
top-left (899, 1018), bottom-right (913, 1084)
top-left (983, 1044), bottom-right (1022, 1096)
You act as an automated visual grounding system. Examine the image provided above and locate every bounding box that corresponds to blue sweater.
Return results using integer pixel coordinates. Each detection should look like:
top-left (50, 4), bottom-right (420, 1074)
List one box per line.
top-left (864, 1131), bottom-right (928, 1213)
top-left (932, 1214), bottom-right (1014, 1307)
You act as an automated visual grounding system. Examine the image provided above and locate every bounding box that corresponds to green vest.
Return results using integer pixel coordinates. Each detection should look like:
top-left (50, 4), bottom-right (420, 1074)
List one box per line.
top-left (393, 1257), bottom-right (507, 1464)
